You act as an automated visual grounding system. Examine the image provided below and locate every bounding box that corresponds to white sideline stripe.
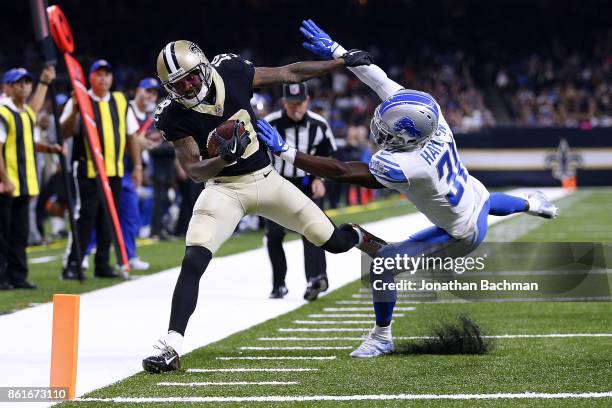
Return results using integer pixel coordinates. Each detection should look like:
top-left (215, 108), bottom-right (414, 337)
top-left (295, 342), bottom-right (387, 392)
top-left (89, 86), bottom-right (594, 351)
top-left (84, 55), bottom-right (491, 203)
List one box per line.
top-left (158, 381), bottom-right (299, 386)
top-left (324, 307), bottom-right (415, 311)
top-left (239, 346), bottom-right (352, 350)
top-left (309, 313), bottom-right (405, 318)
top-left (279, 328), bottom-right (368, 332)
top-left (259, 333), bottom-right (612, 341)
top-left (294, 320), bottom-right (376, 324)
top-left (216, 356), bottom-right (337, 360)
top-left (78, 391), bottom-right (612, 403)
top-left (187, 368), bottom-right (318, 373)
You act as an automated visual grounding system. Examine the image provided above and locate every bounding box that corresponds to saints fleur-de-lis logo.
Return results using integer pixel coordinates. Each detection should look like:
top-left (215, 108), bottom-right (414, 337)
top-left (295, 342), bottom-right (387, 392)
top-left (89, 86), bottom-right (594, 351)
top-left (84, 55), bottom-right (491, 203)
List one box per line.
top-left (545, 138), bottom-right (583, 179)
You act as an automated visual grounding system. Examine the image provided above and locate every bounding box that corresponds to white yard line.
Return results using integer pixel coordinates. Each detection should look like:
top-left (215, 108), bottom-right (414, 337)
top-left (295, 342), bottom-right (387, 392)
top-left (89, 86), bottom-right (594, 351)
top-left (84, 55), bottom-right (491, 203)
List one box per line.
top-left (158, 381), bottom-right (299, 386)
top-left (239, 346), bottom-right (352, 350)
top-left (309, 313), bottom-right (405, 318)
top-left (78, 391), bottom-right (612, 403)
top-left (28, 255), bottom-right (59, 264)
top-left (259, 333), bottom-right (612, 341)
top-left (279, 328), bottom-right (369, 332)
top-left (186, 368), bottom-right (318, 373)
top-left (293, 320), bottom-right (376, 324)
top-left (216, 356), bottom-right (337, 360)
top-left (323, 307), bottom-right (416, 311)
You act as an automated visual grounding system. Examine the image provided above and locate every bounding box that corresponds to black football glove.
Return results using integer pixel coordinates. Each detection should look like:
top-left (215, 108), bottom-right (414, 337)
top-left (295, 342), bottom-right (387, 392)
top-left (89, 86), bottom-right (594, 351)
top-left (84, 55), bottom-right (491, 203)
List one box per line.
top-left (341, 49), bottom-right (374, 67)
top-left (218, 121), bottom-right (251, 163)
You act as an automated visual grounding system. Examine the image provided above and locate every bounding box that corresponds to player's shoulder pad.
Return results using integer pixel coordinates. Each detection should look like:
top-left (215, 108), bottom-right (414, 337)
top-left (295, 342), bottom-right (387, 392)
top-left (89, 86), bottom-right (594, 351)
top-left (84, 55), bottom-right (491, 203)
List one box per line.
top-left (264, 110), bottom-right (283, 124)
top-left (210, 53), bottom-right (253, 71)
top-left (153, 98), bottom-right (177, 131)
top-left (369, 150), bottom-right (409, 184)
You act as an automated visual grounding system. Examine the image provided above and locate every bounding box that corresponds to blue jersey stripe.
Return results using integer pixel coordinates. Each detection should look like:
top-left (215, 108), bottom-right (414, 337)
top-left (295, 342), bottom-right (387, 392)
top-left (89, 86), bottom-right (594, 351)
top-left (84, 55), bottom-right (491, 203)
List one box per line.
top-left (375, 154), bottom-right (401, 169)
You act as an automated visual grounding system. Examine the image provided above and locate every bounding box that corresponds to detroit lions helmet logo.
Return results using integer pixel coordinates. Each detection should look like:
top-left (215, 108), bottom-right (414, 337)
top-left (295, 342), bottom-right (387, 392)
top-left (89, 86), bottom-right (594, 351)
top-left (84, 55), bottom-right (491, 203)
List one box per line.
top-left (393, 117), bottom-right (422, 139)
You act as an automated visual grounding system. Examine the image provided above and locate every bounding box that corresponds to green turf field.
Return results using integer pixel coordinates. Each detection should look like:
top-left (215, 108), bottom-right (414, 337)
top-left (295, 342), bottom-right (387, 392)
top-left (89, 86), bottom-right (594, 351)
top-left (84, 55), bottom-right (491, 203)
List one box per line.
top-left (55, 188), bottom-right (611, 407)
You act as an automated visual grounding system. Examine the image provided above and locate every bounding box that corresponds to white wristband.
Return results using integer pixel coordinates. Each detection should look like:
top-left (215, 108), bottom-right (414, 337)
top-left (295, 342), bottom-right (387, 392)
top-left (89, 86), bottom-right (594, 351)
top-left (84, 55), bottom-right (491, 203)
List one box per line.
top-left (279, 147), bottom-right (297, 164)
top-left (332, 44), bottom-right (348, 59)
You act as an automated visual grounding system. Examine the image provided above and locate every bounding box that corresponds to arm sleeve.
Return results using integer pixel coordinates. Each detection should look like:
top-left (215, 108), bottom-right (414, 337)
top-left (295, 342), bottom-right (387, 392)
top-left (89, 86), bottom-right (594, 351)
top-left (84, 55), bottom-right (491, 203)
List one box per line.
top-left (126, 107), bottom-right (140, 135)
top-left (0, 119), bottom-right (6, 144)
top-left (347, 65), bottom-right (404, 100)
top-left (33, 126), bottom-right (41, 143)
top-left (331, 47), bottom-right (403, 100)
top-left (59, 98), bottom-right (73, 123)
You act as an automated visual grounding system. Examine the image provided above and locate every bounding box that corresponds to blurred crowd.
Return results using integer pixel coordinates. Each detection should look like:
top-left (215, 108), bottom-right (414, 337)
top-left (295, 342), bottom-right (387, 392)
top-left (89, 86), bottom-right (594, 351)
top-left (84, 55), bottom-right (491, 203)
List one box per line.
top-left (494, 29), bottom-right (612, 128)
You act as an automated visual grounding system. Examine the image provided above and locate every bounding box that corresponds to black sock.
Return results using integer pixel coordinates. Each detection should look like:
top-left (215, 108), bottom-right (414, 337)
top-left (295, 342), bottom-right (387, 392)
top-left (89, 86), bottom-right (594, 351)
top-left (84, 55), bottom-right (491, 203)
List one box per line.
top-left (321, 224), bottom-right (359, 254)
top-left (168, 246), bottom-right (212, 335)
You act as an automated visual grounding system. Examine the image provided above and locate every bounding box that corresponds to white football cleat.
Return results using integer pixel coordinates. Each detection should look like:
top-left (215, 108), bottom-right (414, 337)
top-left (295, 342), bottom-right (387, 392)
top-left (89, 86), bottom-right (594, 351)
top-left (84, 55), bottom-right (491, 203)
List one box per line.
top-left (350, 331), bottom-right (394, 358)
top-left (526, 191), bottom-right (559, 219)
top-left (129, 257), bottom-right (150, 271)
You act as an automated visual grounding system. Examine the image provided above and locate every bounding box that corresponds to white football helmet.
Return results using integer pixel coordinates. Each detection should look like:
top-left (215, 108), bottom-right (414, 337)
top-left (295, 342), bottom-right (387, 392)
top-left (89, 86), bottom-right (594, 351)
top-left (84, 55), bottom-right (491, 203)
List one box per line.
top-left (156, 40), bottom-right (213, 109)
top-left (370, 89), bottom-right (439, 152)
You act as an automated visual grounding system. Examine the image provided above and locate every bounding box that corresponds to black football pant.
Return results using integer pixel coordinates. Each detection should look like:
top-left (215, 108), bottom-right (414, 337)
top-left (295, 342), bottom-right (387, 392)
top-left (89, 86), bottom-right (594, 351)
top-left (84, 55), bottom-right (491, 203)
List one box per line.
top-left (65, 176), bottom-right (122, 274)
top-left (265, 177), bottom-right (327, 289)
top-left (0, 194), bottom-right (31, 284)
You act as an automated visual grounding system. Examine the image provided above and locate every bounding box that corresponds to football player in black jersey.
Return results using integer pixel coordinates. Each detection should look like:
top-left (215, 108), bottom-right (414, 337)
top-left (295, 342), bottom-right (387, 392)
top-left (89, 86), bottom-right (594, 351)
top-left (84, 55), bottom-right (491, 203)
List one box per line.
top-left (143, 40), bottom-right (380, 373)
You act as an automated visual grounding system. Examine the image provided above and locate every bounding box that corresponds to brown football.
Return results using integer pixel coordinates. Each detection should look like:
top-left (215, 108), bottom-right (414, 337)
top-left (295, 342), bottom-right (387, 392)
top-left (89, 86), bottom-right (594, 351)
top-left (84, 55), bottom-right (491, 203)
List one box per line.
top-left (206, 120), bottom-right (246, 157)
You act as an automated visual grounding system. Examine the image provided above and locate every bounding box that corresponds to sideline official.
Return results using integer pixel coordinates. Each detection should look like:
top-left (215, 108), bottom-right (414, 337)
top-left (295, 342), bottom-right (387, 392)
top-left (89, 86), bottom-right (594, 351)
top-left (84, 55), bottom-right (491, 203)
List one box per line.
top-left (0, 68), bottom-right (61, 290)
top-left (264, 83), bottom-right (337, 300)
top-left (59, 60), bottom-right (141, 279)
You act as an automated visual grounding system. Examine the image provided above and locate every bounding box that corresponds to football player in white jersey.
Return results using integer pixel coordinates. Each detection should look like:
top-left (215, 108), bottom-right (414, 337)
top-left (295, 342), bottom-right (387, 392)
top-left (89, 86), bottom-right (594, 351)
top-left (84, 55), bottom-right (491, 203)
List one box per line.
top-left (257, 20), bottom-right (559, 358)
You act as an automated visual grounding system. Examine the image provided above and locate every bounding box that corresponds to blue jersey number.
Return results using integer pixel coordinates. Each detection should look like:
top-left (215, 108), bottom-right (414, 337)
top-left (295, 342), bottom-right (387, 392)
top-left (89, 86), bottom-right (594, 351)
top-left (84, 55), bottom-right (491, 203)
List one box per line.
top-left (436, 142), bottom-right (467, 206)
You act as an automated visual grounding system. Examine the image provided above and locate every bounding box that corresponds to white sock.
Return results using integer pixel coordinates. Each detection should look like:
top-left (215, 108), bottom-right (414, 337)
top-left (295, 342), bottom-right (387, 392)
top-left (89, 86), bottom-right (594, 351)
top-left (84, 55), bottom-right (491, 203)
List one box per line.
top-left (372, 324), bottom-right (392, 341)
top-left (165, 330), bottom-right (184, 356)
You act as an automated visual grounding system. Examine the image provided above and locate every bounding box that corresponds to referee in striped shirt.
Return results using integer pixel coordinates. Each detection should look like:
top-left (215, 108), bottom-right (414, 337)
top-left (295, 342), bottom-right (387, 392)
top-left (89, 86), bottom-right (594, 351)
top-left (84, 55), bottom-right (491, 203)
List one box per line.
top-left (264, 83), bottom-right (336, 301)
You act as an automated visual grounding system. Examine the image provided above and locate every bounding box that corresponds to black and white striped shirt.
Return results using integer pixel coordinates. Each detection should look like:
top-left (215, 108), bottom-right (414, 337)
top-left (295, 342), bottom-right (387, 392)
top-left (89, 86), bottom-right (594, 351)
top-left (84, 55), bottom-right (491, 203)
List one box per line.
top-left (264, 109), bottom-right (336, 178)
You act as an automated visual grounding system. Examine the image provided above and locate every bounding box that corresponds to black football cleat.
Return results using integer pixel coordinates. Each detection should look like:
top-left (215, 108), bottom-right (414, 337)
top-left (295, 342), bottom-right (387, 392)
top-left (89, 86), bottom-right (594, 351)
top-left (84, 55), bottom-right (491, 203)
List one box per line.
top-left (350, 223), bottom-right (388, 258)
top-left (142, 340), bottom-right (181, 374)
top-left (304, 275), bottom-right (328, 301)
top-left (269, 285), bottom-right (289, 299)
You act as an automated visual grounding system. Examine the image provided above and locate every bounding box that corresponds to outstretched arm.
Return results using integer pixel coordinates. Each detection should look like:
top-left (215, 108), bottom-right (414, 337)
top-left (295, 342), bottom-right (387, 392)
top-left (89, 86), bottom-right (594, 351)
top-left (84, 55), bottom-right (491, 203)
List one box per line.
top-left (300, 19), bottom-right (403, 100)
top-left (294, 151), bottom-right (383, 189)
top-left (252, 59), bottom-right (344, 87)
top-left (257, 119), bottom-right (383, 189)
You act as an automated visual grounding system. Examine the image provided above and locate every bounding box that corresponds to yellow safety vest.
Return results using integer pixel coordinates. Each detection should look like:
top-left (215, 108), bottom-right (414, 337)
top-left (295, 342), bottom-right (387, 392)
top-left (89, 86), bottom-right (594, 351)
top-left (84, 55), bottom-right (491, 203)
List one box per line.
top-left (0, 104), bottom-right (39, 197)
top-left (83, 91), bottom-right (128, 178)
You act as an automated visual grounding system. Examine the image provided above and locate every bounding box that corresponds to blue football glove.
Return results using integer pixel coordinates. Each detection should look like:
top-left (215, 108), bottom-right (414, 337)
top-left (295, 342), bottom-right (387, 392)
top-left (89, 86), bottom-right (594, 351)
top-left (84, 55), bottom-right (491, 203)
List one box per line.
top-left (257, 119), bottom-right (288, 154)
top-left (299, 19), bottom-right (343, 59)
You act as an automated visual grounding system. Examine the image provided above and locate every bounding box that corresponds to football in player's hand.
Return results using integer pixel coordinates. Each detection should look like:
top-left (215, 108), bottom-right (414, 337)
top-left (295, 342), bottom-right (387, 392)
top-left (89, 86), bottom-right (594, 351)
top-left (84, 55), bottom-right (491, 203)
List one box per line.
top-left (206, 120), bottom-right (247, 157)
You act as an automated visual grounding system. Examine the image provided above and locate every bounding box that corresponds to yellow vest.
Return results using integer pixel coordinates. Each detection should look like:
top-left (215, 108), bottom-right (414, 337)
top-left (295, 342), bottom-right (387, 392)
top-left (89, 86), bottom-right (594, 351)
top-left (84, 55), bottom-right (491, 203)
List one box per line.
top-left (84, 91), bottom-right (128, 178)
top-left (0, 104), bottom-right (39, 197)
